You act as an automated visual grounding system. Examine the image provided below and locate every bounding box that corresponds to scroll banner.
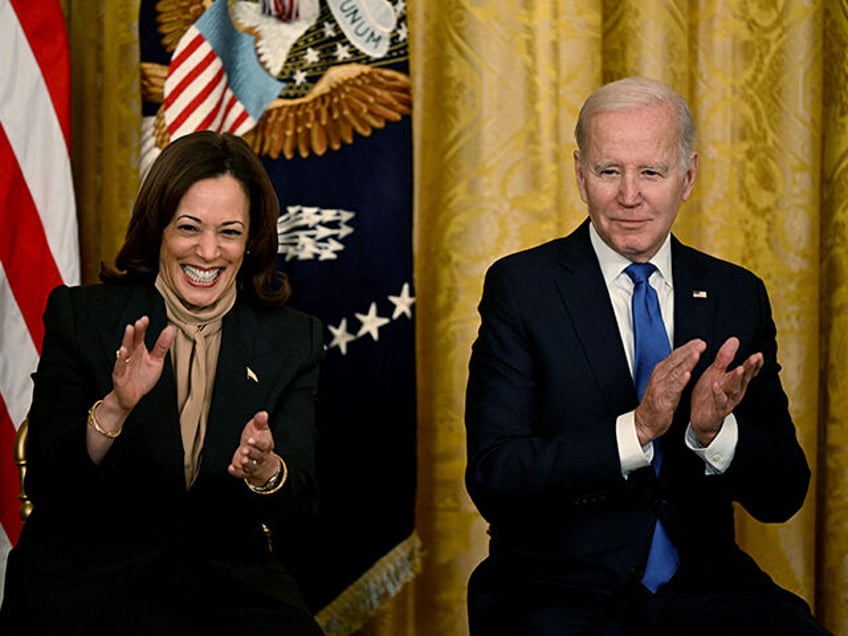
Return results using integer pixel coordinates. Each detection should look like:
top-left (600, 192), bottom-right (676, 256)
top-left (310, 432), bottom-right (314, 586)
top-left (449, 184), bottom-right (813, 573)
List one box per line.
top-left (138, 1), bottom-right (418, 634)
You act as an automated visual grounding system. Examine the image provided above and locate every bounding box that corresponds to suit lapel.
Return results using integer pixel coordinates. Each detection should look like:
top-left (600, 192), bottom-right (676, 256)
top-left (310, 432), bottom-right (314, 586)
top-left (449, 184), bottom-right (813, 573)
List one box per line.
top-left (554, 222), bottom-right (637, 416)
top-left (201, 302), bottom-right (254, 472)
top-left (201, 301), bottom-right (291, 474)
top-left (671, 237), bottom-right (716, 377)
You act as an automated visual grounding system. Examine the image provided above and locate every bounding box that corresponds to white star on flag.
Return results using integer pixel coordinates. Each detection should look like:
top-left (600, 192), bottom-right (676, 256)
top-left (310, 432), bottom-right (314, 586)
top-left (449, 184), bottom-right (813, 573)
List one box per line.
top-left (388, 282), bottom-right (415, 319)
top-left (355, 302), bottom-right (390, 341)
top-left (329, 318), bottom-right (356, 355)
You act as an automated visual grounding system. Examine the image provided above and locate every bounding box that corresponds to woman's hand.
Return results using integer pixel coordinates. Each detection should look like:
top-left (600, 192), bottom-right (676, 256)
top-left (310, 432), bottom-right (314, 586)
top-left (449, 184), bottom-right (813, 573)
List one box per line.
top-left (87, 316), bottom-right (175, 462)
top-left (112, 316), bottom-right (176, 412)
top-left (227, 411), bottom-right (279, 486)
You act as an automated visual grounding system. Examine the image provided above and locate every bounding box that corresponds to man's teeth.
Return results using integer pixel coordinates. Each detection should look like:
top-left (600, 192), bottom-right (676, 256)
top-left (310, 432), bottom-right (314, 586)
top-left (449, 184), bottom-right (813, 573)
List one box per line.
top-left (183, 266), bottom-right (221, 283)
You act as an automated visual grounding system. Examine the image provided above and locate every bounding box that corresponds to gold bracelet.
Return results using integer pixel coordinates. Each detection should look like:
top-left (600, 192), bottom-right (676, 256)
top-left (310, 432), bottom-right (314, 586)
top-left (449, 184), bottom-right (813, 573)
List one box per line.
top-left (244, 452), bottom-right (288, 495)
top-left (87, 399), bottom-right (122, 439)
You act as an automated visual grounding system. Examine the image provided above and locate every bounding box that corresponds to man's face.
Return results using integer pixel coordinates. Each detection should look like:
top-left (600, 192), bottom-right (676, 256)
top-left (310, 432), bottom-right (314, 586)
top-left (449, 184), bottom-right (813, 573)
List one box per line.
top-left (574, 103), bottom-right (697, 262)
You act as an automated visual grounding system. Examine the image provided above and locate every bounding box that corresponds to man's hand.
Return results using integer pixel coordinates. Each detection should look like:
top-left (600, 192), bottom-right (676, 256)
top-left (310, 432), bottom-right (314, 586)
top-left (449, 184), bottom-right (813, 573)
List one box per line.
top-left (690, 336), bottom-right (763, 446)
top-left (634, 338), bottom-right (706, 446)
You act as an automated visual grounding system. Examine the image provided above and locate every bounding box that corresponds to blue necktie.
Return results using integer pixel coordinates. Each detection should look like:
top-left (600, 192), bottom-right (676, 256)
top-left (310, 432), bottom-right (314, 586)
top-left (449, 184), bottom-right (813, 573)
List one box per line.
top-left (624, 262), bottom-right (680, 593)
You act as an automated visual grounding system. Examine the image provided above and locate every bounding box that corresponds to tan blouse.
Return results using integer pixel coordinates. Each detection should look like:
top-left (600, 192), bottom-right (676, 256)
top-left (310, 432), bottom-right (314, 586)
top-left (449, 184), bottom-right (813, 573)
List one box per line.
top-left (155, 273), bottom-right (236, 488)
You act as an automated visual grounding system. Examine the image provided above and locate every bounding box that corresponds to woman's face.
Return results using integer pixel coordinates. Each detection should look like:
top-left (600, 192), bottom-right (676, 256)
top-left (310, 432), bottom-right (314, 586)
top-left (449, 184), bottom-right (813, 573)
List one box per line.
top-left (159, 174), bottom-right (250, 309)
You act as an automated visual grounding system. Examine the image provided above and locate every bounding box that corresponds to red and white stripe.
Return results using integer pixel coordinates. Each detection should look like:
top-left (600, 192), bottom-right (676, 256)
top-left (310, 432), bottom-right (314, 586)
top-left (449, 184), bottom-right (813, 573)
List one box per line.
top-left (264, 0), bottom-right (300, 20)
top-left (163, 25), bottom-right (254, 140)
top-left (0, 0), bottom-right (78, 599)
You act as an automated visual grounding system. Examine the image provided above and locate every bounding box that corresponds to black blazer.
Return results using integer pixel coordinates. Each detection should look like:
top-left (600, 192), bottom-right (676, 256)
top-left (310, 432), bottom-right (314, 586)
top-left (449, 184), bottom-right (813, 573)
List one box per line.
top-left (465, 220), bottom-right (810, 594)
top-left (2, 280), bottom-right (324, 628)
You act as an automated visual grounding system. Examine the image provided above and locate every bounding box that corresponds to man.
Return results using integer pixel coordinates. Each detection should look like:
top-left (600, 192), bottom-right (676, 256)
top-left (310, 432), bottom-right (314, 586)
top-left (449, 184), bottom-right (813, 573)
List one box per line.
top-left (464, 77), bottom-right (830, 635)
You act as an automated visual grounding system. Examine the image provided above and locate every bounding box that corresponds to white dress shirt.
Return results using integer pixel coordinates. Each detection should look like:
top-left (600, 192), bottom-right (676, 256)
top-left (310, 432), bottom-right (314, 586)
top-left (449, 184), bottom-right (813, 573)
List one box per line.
top-left (587, 223), bottom-right (737, 477)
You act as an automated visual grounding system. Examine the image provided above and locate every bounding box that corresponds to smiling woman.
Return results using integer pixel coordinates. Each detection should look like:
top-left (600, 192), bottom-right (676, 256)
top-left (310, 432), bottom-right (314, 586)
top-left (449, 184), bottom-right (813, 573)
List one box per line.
top-left (105, 131), bottom-right (287, 307)
top-left (159, 174), bottom-right (250, 310)
top-left (0, 131), bottom-right (326, 635)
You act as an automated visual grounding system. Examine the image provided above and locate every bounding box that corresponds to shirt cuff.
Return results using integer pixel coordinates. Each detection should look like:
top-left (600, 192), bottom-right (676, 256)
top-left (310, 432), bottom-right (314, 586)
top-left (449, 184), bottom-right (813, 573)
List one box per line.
top-left (616, 410), bottom-right (653, 478)
top-left (685, 413), bottom-right (738, 474)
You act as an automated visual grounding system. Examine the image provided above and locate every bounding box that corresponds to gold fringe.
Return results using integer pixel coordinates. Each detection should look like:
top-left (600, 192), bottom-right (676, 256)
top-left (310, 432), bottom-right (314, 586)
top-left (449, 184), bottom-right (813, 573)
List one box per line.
top-left (316, 531), bottom-right (422, 636)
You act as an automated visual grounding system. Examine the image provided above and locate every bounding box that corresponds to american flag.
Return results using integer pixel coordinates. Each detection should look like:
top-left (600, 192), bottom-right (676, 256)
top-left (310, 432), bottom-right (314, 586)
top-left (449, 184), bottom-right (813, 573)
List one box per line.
top-left (0, 0), bottom-right (79, 600)
top-left (163, 0), bottom-right (284, 141)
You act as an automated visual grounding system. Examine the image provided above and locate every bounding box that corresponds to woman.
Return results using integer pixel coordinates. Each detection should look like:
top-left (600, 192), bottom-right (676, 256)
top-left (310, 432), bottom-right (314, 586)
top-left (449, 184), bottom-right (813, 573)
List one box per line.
top-left (0, 132), bottom-right (325, 635)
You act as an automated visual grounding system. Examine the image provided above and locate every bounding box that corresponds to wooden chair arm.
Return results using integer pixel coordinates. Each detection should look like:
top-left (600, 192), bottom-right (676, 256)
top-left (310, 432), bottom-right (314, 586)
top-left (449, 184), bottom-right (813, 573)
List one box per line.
top-left (14, 418), bottom-right (32, 522)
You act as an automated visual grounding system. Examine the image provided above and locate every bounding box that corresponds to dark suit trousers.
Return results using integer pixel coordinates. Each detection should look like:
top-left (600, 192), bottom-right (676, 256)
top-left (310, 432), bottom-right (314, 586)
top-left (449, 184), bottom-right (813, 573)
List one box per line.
top-left (468, 557), bottom-right (831, 636)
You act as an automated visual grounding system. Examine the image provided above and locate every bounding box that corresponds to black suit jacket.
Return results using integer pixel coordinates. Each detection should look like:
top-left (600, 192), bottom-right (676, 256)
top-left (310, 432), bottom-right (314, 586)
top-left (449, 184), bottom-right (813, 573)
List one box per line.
top-left (2, 280), bottom-right (324, 629)
top-left (465, 220), bottom-right (810, 595)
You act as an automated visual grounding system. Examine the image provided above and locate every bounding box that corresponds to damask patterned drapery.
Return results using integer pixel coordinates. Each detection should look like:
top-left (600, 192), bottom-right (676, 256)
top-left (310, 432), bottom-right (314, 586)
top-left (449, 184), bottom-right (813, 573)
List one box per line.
top-left (65, 1), bottom-right (847, 634)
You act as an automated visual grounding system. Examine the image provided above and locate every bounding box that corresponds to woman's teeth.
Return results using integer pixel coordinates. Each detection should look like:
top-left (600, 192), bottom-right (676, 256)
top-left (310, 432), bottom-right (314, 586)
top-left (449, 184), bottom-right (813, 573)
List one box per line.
top-left (182, 265), bottom-right (221, 284)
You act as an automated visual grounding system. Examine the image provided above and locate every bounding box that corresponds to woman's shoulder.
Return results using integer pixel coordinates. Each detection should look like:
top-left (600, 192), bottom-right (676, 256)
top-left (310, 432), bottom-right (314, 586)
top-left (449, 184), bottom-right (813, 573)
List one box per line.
top-left (44, 282), bottom-right (162, 335)
top-left (235, 300), bottom-right (324, 351)
top-left (242, 297), bottom-right (321, 325)
top-left (48, 280), bottom-right (154, 308)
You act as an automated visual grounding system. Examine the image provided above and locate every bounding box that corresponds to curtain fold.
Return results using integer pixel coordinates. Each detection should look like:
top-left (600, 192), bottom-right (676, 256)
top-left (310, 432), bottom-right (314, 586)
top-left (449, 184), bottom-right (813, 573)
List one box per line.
top-left (67, 0), bottom-right (141, 284)
top-left (685, 0), bottom-right (824, 603)
top-left (68, 0), bottom-right (847, 633)
top-left (820, 1), bottom-right (848, 627)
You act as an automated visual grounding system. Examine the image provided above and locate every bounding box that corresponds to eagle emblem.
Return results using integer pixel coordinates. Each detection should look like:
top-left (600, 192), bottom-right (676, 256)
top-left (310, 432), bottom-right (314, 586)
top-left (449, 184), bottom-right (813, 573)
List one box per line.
top-left (139, 0), bottom-right (411, 165)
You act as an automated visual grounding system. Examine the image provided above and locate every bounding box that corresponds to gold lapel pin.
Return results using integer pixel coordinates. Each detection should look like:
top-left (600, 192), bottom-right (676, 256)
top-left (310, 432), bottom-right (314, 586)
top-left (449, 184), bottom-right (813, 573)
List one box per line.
top-left (247, 367), bottom-right (259, 383)
top-left (692, 290), bottom-right (707, 299)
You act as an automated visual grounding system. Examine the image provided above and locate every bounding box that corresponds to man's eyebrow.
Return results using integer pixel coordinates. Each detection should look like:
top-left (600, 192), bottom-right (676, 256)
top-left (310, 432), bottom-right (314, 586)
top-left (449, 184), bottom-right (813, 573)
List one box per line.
top-left (592, 161), bottom-right (619, 171)
top-left (591, 162), bottom-right (671, 172)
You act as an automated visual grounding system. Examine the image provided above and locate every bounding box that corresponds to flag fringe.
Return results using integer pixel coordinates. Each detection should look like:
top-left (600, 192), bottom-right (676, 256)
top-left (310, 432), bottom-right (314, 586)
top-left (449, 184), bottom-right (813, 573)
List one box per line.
top-left (316, 531), bottom-right (422, 636)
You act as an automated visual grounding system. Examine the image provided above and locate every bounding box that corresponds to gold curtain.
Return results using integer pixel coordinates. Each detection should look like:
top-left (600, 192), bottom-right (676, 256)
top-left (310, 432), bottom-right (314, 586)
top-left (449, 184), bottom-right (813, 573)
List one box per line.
top-left (68, 0), bottom-right (848, 634)
top-left (64, 0), bottom-right (141, 284)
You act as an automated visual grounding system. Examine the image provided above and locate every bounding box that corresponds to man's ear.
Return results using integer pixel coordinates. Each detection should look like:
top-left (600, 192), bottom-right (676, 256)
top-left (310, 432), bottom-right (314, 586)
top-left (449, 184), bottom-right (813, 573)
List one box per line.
top-left (681, 152), bottom-right (698, 201)
top-left (574, 150), bottom-right (588, 204)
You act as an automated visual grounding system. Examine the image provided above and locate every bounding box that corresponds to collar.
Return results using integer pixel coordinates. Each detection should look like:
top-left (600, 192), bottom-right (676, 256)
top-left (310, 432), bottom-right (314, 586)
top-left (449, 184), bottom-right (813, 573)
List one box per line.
top-left (588, 221), bottom-right (673, 288)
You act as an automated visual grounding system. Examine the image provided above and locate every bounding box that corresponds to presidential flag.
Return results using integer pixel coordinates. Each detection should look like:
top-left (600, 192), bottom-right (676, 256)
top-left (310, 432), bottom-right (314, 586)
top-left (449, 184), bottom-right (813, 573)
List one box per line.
top-left (0, 0), bottom-right (79, 601)
top-left (139, 2), bottom-right (417, 633)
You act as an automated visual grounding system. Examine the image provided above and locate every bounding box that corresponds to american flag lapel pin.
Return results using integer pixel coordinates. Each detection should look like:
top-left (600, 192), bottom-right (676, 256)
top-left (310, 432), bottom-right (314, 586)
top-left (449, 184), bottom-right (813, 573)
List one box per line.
top-left (246, 367), bottom-right (259, 383)
top-left (692, 290), bottom-right (708, 299)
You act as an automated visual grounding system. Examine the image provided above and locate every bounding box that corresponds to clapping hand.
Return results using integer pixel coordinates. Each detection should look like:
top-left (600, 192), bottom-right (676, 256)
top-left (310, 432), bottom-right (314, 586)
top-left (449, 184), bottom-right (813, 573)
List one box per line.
top-left (112, 316), bottom-right (176, 413)
top-left (689, 337), bottom-right (762, 445)
top-left (635, 338), bottom-right (706, 446)
top-left (227, 411), bottom-right (278, 486)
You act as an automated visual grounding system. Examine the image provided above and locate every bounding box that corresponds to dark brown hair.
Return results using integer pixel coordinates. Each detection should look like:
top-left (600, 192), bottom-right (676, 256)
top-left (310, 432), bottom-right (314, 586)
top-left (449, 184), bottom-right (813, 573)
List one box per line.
top-left (101, 131), bottom-right (290, 306)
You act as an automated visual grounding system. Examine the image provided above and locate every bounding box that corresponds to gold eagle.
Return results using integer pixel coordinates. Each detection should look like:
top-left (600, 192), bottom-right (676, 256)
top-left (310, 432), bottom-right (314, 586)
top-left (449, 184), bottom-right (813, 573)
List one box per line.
top-left (140, 0), bottom-right (412, 160)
